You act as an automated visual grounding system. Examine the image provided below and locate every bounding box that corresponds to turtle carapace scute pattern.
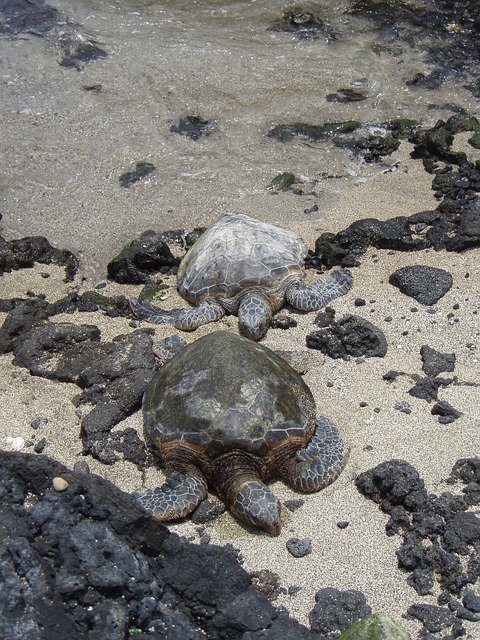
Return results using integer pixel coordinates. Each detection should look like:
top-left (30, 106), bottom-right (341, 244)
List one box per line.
top-left (134, 331), bottom-right (349, 534)
top-left (130, 213), bottom-right (353, 340)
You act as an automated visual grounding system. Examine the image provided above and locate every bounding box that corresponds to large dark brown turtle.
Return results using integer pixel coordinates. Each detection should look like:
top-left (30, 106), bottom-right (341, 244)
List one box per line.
top-left (134, 331), bottom-right (349, 534)
top-left (130, 213), bottom-right (353, 340)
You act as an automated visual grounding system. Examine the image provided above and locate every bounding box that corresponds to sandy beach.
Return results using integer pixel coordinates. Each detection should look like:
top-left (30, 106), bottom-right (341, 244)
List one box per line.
top-left (1, 1), bottom-right (480, 637)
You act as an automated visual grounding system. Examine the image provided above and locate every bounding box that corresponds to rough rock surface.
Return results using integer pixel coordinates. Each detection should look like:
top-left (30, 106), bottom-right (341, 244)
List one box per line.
top-left (107, 230), bottom-right (183, 284)
top-left (306, 315), bottom-right (387, 359)
top-left (356, 459), bottom-right (480, 636)
top-left (0, 235), bottom-right (78, 281)
top-left (388, 266), bottom-right (453, 306)
top-left (420, 345), bottom-right (456, 378)
top-left (0, 451), bottom-right (313, 640)
top-left (309, 587), bottom-right (372, 637)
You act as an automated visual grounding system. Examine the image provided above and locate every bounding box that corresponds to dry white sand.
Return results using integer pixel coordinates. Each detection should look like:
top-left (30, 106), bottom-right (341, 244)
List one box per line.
top-left (1, 141), bottom-right (479, 637)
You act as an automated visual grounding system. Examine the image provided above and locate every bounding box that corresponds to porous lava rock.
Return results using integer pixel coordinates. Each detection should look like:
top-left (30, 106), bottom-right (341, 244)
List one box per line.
top-left (0, 451), bottom-right (312, 640)
top-left (309, 587), bottom-right (372, 637)
top-left (356, 459), bottom-right (480, 636)
top-left (0, 235), bottom-right (78, 280)
top-left (389, 266), bottom-right (453, 306)
top-left (420, 345), bottom-right (456, 378)
top-left (306, 314), bottom-right (387, 359)
top-left (107, 230), bottom-right (182, 284)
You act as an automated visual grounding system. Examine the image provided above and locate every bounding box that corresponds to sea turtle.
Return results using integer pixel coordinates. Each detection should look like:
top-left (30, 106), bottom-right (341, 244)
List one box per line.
top-left (134, 331), bottom-right (349, 534)
top-left (130, 212), bottom-right (353, 340)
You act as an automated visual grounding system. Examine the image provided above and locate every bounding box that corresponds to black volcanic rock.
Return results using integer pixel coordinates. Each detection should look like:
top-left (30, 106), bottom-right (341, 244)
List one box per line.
top-left (0, 451), bottom-right (312, 640)
top-left (420, 345), bottom-right (456, 377)
top-left (306, 315), bottom-right (387, 359)
top-left (0, 235), bottom-right (78, 280)
top-left (107, 231), bottom-right (182, 284)
top-left (309, 587), bottom-right (371, 637)
top-left (389, 266), bottom-right (453, 305)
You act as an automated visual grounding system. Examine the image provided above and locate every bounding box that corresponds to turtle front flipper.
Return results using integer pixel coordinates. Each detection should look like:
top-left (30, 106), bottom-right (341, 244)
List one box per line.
top-left (278, 417), bottom-right (349, 493)
top-left (285, 268), bottom-right (353, 312)
top-left (130, 297), bottom-right (225, 331)
top-left (133, 471), bottom-right (208, 520)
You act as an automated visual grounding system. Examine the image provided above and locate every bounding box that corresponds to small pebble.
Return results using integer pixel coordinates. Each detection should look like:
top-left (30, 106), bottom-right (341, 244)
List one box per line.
top-left (286, 538), bottom-right (312, 558)
top-left (34, 438), bottom-right (47, 453)
top-left (288, 585), bottom-right (302, 596)
top-left (359, 401), bottom-right (368, 407)
top-left (354, 298), bottom-right (366, 307)
top-left (284, 499), bottom-right (304, 512)
top-left (40, 272), bottom-right (50, 279)
top-left (94, 280), bottom-right (107, 289)
top-left (337, 521), bottom-right (349, 529)
top-left (384, 316), bottom-right (392, 322)
top-left (394, 400), bottom-right (412, 414)
top-left (53, 477), bottom-right (69, 492)
top-left (31, 416), bottom-right (48, 430)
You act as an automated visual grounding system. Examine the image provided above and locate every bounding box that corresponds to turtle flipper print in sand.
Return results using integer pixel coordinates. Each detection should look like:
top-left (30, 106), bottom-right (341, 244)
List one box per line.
top-left (133, 331), bottom-right (349, 535)
top-left (130, 213), bottom-right (353, 340)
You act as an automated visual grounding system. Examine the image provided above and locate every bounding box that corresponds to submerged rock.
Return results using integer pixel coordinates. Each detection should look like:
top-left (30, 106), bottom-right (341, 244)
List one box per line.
top-left (170, 115), bottom-right (217, 140)
top-left (118, 161), bottom-right (156, 188)
top-left (269, 4), bottom-right (336, 41)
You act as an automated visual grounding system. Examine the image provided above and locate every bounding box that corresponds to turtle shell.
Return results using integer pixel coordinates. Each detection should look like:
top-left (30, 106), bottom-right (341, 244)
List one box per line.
top-left (177, 213), bottom-right (307, 307)
top-left (143, 331), bottom-right (316, 459)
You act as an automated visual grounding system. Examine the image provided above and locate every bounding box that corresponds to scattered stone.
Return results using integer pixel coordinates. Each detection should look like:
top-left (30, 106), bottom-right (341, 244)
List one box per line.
top-left (82, 83), bottom-right (102, 92)
top-left (306, 315), bottom-right (388, 359)
top-left (354, 298), bottom-right (366, 307)
top-left (190, 498), bottom-right (226, 525)
top-left (337, 521), bottom-right (349, 530)
top-left (431, 401), bottom-right (462, 424)
top-left (53, 476), bottom-right (69, 492)
top-left (267, 172), bottom-right (297, 192)
top-left (309, 587), bottom-right (372, 637)
top-left (283, 498), bottom-right (304, 512)
top-left (33, 438), bottom-right (47, 453)
top-left (406, 603), bottom-right (455, 633)
top-left (394, 401), bottom-right (412, 415)
top-left (59, 38), bottom-right (107, 70)
top-left (268, 120), bottom-right (361, 144)
top-left (170, 116), bottom-right (217, 140)
top-left (356, 458), bottom-right (480, 599)
top-left (269, 5), bottom-right (336, 40)
top-left (304, 204), bottom-right (319, 214)
top-left (338, 613), bottom-right (412, 640)
top-left (448, 599), bottom-right (480, 622)
top-left (314, 307), bottom-right (335, 327)
top-left (119, 162), bottom-right (156, 188)
top-left (0, 235), bottom-right (78, 281)
top-left (30, 416), bottom-right (48, 429)
top-left (408, 376), bottom-right (453, 402)
top-left (270, 315), bottom-right (297, 329)
top-left (327, 87), bottom-right (368, 103)
top-left (420, 345), bottom-right (456, 377)
top-left (288, 585), bottom-right (302, 596)
top-left (107, 230), bottom-right (181, 283)
top-left (0, 0), bottom-right (60, 35)
top-left (389, 266), bottom-right (453, 306)
top-left (286, 538), bottom-right (312, 558)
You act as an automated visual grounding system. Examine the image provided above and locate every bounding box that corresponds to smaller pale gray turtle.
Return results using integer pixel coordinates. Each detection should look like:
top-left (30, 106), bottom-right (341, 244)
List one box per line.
top-left (130, 213), bottom-right (353, 340)
top-left (134, 331), bottom-right (349, 534)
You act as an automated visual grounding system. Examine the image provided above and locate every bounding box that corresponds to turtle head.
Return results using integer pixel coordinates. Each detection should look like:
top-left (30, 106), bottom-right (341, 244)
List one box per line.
top-left (231, 479), bottom-right (281, 535)
top-left (238, 292), bottom-right (272, 341)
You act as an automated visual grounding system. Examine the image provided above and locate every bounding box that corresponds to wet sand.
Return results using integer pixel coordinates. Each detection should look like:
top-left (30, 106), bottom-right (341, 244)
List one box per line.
top-left (1, 0), bottom-right (480, 635)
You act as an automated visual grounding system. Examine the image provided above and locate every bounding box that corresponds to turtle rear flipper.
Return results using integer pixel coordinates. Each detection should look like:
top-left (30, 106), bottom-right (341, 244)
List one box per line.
top-left (134, 471), bottom-right (208, 520)
top-left (278, 417), bottom-right (349, 493)
top-left (130, 297), bottom-right (225, 330)
top-left (285, 268), bottom-right (353, 312)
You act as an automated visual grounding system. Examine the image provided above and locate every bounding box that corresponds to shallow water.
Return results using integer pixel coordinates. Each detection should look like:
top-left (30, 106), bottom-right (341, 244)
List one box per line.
top-left (1, 0), bottom-right (478, 277)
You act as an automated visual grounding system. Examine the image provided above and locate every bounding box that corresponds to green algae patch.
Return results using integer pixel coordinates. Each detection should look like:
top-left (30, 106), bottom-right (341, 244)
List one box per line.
top-left (339, 613), bottom-right (412, 640)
